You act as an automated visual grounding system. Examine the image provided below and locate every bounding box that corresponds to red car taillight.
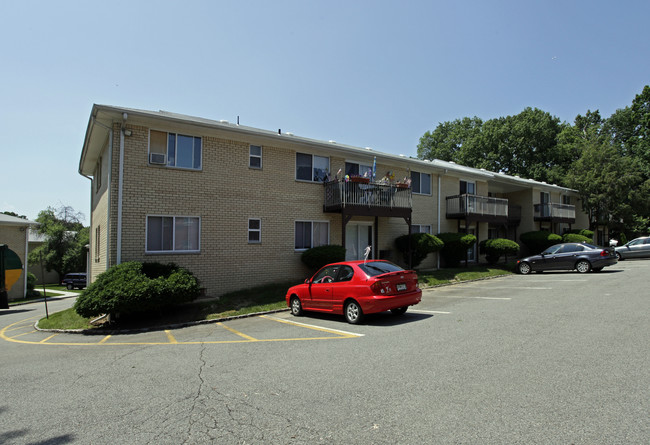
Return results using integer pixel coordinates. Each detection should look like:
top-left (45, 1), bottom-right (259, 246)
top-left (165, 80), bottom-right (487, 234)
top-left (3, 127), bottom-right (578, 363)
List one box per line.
top-left (371, 280), bottom-right (391, 294)
top-left (600, 250), bottom-right (609, 257)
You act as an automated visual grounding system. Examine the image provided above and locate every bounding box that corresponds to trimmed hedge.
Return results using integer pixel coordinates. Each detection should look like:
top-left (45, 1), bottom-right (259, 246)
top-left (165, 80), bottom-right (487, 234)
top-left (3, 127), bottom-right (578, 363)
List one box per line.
top-left (479, 238), bottom-right (520, 264)
top-left (520, 231), bottom-right (562, 254)
top-left (562, 233), bottom-right (592, 244)
top-left (437, 232), bottom-right (477, 267)
top-left (74, 262), bottom-right (201, 318)
top-left (301, 245), bottom-right (346, 271)
top-left (394, 233), bottom-right (444, 268)
top-left (570, 229), bottom-right (594, 239)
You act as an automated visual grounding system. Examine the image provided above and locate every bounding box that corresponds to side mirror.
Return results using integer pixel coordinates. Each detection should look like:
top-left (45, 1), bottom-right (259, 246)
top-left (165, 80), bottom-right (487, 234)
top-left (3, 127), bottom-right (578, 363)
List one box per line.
top-left (304, 278), bottom-right (311, 284)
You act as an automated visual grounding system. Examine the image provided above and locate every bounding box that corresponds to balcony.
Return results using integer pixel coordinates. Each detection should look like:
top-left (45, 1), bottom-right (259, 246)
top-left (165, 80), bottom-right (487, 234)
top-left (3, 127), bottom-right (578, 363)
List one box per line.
top-left (534, 203), bottom-right (576, 223)
top-left (446, 194), bottom-right (509, 224)
top-left (323, 180), bottom-right (412, 218)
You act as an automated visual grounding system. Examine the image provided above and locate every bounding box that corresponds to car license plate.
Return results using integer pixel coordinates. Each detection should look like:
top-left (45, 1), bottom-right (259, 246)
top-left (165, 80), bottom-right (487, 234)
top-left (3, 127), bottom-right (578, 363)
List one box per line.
top-left (396, 283), bottom-right (407, 291)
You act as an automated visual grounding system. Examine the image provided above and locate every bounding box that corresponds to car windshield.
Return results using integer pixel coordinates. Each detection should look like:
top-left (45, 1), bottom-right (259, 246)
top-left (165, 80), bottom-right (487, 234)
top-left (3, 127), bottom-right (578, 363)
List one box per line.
top-left (358, 261), bottom-right (404, 277)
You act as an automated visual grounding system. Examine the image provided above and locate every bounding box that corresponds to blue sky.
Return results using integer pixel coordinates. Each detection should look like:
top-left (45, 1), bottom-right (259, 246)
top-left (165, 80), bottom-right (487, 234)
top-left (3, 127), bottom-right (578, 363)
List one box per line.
top-left (1, 0), bottom-right (648, 223)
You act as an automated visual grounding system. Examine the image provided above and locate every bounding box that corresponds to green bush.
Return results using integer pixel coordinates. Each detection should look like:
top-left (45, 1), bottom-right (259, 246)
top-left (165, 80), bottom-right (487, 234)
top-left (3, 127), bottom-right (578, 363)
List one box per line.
top-left (570, 229), bottom-right (594, 239)
top-left (25, 272), bottom-right (40, 298)
top-left (437, 233), bottom-right (477, 267)
top-left (479, 238), bottom-right (520, 264)
top-left (562, 233), bottom-right (592, 244)
top-left (300, 245), bottom-right (346, 270)
top-left (73, 262), bottom-right (201, 318)
top-left (619, 232), bottom-right (628, 244)
top-left (394, 233), bottom-right (444, 268)
top-left (520, 231), bottom-right (562, 254)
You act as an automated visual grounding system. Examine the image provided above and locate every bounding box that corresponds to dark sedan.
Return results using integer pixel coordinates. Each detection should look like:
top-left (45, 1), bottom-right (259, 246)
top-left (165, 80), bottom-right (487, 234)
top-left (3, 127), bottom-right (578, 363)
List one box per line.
top-left (517, 243), bottom-right (617, 274)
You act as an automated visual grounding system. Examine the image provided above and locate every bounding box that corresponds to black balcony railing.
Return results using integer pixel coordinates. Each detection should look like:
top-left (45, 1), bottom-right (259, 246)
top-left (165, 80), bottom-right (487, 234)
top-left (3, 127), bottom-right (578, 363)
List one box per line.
top-left (323, 180), bottom-right (412, 217)
top-left (446, 194), bottom-right (509, 223)
top-left (534, 203), bottom-right (576, 223)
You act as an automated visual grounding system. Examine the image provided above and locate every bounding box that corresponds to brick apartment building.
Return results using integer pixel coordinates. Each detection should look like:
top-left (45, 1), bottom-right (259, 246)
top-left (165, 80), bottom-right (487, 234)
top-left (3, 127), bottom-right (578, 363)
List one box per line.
top-left (79, 105), bottom-right (589, 297)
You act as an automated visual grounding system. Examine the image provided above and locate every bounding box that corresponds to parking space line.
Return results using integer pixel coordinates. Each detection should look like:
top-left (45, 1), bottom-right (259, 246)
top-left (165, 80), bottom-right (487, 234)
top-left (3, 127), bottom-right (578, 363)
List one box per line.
top-left (411, 309), bottom-right (451, 314)
top-left (40, 334), bottom-right (59, 343)
top-left (435, 296), bottom-right (512, 300)
top-left (261, 315), bottom-right (364, 337)
top-left (217, 322), bottom-right (258, 341)
top-left (165, 330), bottom-right (178, 344)
top-left (98, 335), bottom-right (112, 344)
top-left (10, 330), bottom-right (38, 338)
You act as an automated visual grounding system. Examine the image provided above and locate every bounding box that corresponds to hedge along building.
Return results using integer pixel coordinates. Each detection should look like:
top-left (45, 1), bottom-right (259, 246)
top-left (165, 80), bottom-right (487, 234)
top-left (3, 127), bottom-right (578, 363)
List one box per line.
top-left (78, 105), bottom-right (589, 297)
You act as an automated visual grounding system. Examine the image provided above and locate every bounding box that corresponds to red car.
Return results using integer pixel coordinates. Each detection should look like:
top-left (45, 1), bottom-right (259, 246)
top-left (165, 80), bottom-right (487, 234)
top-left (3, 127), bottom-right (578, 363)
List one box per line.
top-left (286, 260), bottom-right (422, 324)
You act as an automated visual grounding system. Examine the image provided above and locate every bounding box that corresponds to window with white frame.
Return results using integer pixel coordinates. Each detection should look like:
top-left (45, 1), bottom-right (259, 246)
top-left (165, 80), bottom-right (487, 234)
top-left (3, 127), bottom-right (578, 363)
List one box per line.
top-left (146, 216), bottom-right (200, 253)
top-left (345, 161), bottom-right (372, 178)
top-left (94, 226), bottom-right (101, 262)
top-left (460, 180), bottom-right (476, 195)
top-left (295, 221), bottom-right (329, 250)
top-left (248, 218), bottom-right (261, 243)
top-left (412, 225), bottom-right (432, 234)
top-left (149, 130), bottom-right (202, 170)
top-left (296, 153), bottom-right (330, 182)
top-left (249, 145), bottom-right (262, 169)
top-left (411, 171), bottom-right (431, 194)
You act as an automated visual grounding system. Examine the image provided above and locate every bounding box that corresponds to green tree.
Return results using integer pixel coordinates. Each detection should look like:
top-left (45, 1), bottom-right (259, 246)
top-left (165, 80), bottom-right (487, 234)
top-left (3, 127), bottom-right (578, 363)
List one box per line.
top-left (28, 206), bottom-right (88, 281)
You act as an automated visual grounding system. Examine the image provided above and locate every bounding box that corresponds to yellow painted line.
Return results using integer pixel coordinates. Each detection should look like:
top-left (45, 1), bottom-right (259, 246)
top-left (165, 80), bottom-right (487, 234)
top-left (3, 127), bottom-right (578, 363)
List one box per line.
top-left (40, 334), bottom-right (59, 343)
top-left (10, 330), bottom-right (38, 338)
top-left (6, 324), bottom-right (36, 333)
top-left (260, 315), bottom-right (364, 337)
top-left (98, 335), bottom-right (112, 344)
top-left (165, 330), bottom-right (178, 343)
top-left (217, 322), bottom-right (258, 341)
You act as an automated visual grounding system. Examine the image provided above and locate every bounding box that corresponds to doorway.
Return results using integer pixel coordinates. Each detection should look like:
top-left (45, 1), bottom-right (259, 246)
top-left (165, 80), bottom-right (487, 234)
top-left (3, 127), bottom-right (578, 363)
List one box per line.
top-left (345, 223), bottom-right (374, 261)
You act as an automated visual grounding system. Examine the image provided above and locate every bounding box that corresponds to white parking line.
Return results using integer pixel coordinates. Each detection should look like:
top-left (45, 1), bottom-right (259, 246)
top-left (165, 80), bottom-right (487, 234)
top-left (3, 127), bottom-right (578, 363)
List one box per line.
top-left (435, 296), bottom-right (512, 300)
top-left (411, 309), bottom-right (451, 315)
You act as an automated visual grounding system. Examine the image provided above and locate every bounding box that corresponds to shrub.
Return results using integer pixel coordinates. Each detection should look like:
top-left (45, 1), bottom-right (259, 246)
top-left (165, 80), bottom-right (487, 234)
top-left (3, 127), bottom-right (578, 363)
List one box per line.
top-left (26, 272), bottom-right (40, 298)
top-left (562, 233), bottom-right (592, 244)
top-left (520, 231), bottom-right (562, 254)
top-left (619, 232), bottom-right (628, 245)
top-left (479, 238), bottom-right (520, 264)
top-left (301, 245), bottom-right (346, 271)
top-left (394, 233), bottom-right (444, 268)
top-left (74, 262), bottom-right (201, 318)
top-left (570, 229), bottom-right (594, 239)
top-left (437, 233), bottom-right (477, 267)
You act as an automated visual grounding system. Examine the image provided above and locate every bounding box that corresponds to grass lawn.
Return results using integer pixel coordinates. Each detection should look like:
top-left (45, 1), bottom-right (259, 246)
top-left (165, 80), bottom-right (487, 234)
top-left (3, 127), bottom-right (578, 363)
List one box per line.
top-left (9, 285), bottom-right (82, 306)
top-left (36, 264), bottom-right (515, 330)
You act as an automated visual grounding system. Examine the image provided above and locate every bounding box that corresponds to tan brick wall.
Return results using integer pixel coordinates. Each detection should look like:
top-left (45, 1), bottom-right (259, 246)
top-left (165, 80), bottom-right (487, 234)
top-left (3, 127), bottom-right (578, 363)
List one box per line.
top-left (86, 116), bottom-right (592, 297)
top-left (1, 225), bottom-right (28, 300)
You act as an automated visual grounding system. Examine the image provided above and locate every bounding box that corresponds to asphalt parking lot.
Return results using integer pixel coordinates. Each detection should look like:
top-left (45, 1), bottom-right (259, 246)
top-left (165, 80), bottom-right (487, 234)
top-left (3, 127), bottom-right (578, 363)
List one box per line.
top-left (1, 260), bottom-right (648, 444)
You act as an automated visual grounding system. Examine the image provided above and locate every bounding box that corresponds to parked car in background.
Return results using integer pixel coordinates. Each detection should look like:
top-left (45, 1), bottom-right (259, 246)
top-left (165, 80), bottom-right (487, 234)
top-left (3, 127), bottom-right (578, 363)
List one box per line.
top-left (614, 236), bottom-right (650, 260)
top-left (517, 243), bottom-right (617, 274)
top-left (286, 260), bottom-right (421, 324)
top-left (61, 273), bottom-right (87, 290)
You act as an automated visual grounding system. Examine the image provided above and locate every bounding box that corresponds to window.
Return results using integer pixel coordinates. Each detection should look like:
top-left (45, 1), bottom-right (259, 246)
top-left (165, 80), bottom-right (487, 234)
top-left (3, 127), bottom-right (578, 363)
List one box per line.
top-left (94, 226), bottom-right (101, 263)
top-left (345, 161), bottom-right (372, 178)
top-left (295, 221), bottom-right (329, 250)
top-left (460, 180), bottom-right (476, 195)
top-left (150, 130), bottom-right (202, 170)
top-left (248, 218), bottom-right (261, 243)
top-left (146, 216), bottom-right (200, 253)
top-left (249, 145), bottom-right (262, 169)
top-left (562, 195), bottom-right (571, 205)
top-left (296, 153), bottom-right (329, 182)
top-left (411, 171), bottom-right (431, 194)
top-left (95, 156), bottom-right (102, 192)
top-left (412, 225), bottom-right (432, 234)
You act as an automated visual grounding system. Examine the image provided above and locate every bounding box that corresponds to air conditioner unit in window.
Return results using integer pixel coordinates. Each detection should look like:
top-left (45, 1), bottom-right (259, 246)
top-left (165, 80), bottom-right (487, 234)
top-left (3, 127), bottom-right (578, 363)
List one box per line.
top-left (149, 153), bottom-right (166, 165)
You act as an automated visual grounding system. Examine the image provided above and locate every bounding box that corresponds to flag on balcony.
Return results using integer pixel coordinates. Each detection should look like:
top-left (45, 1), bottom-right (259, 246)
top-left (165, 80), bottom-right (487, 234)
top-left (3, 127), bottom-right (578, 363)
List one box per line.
top-left (372, 156), bottom-right (376, 181)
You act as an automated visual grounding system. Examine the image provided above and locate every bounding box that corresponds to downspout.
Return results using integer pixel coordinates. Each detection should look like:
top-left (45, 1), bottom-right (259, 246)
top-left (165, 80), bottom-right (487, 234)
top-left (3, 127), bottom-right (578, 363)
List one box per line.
top-left (23, 226), bottom-right (30, 298)
top-left (89, 117), bottom-right (113, 272)
top-left (117, 113), bottom-right (127, 265)
top-left (437, 173), bottom-right (442, 269)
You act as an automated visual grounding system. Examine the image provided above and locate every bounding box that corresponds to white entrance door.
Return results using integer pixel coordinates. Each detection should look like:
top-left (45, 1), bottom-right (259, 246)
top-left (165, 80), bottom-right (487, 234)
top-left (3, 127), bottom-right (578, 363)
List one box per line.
top-left (346, 223), bottom-right (373, 261)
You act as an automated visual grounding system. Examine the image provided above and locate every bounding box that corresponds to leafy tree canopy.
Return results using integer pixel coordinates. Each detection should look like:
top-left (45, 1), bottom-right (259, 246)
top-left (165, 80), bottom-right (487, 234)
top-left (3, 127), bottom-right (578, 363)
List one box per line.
top-left (28, 205), bottom-right (88, 280)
